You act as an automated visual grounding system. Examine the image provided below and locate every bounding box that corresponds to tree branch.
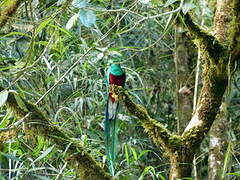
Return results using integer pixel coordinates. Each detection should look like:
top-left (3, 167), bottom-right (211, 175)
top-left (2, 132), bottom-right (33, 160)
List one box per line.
top-left (182, 13), bottom-right (226, 64)
top-left (182, 58), bottom-right (228, 149)
top-left (229, 0), bottom-right (240, 62)
top-left (0, 89), bottom-right (111, 180)
top-left (112, 85), bottom-right (182, 150)
top-left (0, 0), bottom-right (25, 28)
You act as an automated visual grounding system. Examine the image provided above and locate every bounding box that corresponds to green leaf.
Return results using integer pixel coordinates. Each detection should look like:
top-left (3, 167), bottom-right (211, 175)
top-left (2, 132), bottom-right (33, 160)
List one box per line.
top-left (79, 10), bottom-right (96, 28)
top-left (0, 90), bottom-right (8, 107)
top-left (130, 147), bottom-right (138, 160)
top-left (66, 14), bottom-right (79, 30)
top-left (0, 152), bottom-right (22, 161)
top-left (33, 136), bottom-right (45, 156)
top-left (182, 2), bottom-right (196, 14)
top-left (151, 0), bottom-right (161, 5)
top-left (0, 65), bottom-right (17, 71)
top-left (34, 145), bottom-right (55, 162)
top-left (139, 0), bottom-right (150, 4)
top-left (164, 0), bottom-right (178, 7)
top-left (227, 172), bottom-right (240, 176)
top-left (35, 18), bottom-right (52, 37)
top-left (0, 32), bottom-right (31, 39)
top-left (124, 144), bottom-right (130, 165)
top-left (0, 113), bottom-right (10, 128)
top-left (13, 93), bottom-right (28, 112)
top-left (158, 174), bottom-right (167, 180)
top-left (137, 150), bottom-right (151, 160)
top-left (139, 166), bottom-right (155, 180)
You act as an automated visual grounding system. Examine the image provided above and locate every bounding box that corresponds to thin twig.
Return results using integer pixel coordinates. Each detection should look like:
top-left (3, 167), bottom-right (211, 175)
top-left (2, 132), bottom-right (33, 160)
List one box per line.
top-left (119, 0), bottom-right (184, 35)
top-left (35, 2), bottom-right (138, 105)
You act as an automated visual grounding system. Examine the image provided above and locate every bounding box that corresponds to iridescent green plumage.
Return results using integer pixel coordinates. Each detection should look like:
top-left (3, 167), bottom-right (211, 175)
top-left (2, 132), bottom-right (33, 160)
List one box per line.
top-left (105, 52), bottom-right (125, 176)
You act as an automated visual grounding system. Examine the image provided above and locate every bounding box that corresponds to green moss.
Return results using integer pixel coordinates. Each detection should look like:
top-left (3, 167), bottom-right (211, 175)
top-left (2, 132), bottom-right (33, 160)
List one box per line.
top-left (183, 13), bottom-right (227, 64)
top-left (113, 85), bottom-right (183, 151)
top-left (0, 0), bottom-right (24, 28)
top-left (0, 128), bottom-right (19, 141)
top-left (228, 0), bottom-right (240, 61)
top-left (167, 135), bottom-right (182, 149)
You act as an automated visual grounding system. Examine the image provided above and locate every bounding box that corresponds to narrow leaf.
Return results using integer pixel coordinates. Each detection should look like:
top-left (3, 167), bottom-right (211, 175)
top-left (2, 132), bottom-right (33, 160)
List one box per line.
top-left (0, 32), bottom-right (31, 39)
top-left (139, 0), bottom-right (150, 4)
top-left (0, 152), bottom-right (22, 161)
top-left (137, 150), bottom-right (151, 160)
top-left (164, 0), bottom-right (178, 7)
top-left (34, 145), bottom-right (55, 162)
top-left (0, 90), bottom-right (8, 107)
top-left (139, 166), bottom-right (155, 180)
top-left (79, 10), bottom-right (96, 28)
top-left (227, 172), bottom-right (240, 176)
top-left (182, 2), bottom-right (196, 14)
top-left (14, 94), bottom-right (28, 112)
top-left (35, 18), bottom-right (52, 37)
top-left (124, 144), bottom-right (130, 164)
top-left (66, 14), bottom-right (79, 30)
top-left (130, 147), bottom-right (138, 161)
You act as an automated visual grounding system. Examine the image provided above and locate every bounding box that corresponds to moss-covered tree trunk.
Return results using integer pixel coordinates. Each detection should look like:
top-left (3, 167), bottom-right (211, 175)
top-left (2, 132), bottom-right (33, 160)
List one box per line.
top-left (169, 150), bottom-right (194, 179)
top-left (207, 0), bottom-right (233, 178)
top-left (112, 0), bottom-right (239, 176)
top-left (1, 0), bottom-right (240, 179)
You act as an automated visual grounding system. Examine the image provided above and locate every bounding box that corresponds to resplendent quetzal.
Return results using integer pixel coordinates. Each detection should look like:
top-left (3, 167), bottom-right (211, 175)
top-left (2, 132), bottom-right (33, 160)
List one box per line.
top-left (105, 51), bottom-right (125, 175)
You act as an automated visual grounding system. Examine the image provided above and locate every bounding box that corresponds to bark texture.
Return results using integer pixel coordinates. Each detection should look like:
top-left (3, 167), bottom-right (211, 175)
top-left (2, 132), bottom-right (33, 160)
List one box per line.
top-left (214, 0), bottom-right (233, 42)
top-left (113, 0), bottom-right (239, 176)
top-left (208, 0), bottom-right (233, 179)
top-left (1, 0), bottom-right (239, 179)
top-left (208, 108), bottom-right (228, 180)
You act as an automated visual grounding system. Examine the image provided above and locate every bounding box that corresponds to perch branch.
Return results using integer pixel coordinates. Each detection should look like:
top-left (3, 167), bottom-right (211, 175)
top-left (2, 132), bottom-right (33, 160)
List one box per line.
top-left (112, 85), bottom-right (182, 150)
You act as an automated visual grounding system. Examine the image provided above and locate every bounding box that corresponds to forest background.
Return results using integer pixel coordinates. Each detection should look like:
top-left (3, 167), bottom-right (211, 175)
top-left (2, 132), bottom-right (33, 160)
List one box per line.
top-left (0, 0), bottom-right (240, 179)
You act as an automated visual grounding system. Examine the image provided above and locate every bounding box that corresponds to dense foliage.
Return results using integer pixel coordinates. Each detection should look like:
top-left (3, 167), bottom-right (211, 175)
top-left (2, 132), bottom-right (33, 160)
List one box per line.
top-left (0, 0), bottom-right (239, 179)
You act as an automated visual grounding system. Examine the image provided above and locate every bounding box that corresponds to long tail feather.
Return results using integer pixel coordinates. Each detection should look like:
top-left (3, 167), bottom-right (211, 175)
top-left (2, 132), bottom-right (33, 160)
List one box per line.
top-left (105, 97), bottom-right (119, 176)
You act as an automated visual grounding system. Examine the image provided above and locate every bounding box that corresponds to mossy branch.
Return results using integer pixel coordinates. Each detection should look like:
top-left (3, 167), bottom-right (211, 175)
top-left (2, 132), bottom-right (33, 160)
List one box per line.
top-left (112, 85), bottom-right (182, 150)
top-left (0, 0), bottom-right (25, 28)
top-left (182, 13), bottom-right (226, 63)
top-left (182, 64), bottom-right (228, 149)
top-left (0, 89), bottom-right (111, 180)
top-left (0, 128), bottom-right (20, 142)
top-left (229, 0), bottom-right (240, 62)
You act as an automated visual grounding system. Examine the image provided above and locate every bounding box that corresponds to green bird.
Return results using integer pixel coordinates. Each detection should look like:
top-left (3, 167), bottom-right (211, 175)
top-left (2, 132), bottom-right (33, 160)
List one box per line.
top-left (105, 51), bottom-right (126, 176)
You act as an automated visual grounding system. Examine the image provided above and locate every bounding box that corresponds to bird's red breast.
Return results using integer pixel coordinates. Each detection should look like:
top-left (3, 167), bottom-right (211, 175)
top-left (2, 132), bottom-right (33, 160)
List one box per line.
top-left (109, 73), bottom-right (126, 102)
